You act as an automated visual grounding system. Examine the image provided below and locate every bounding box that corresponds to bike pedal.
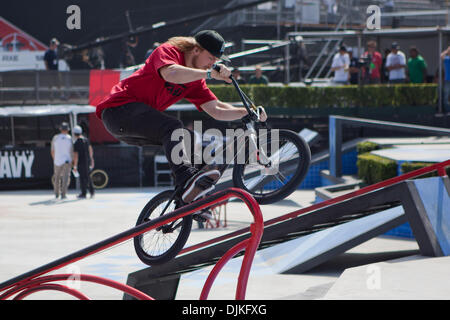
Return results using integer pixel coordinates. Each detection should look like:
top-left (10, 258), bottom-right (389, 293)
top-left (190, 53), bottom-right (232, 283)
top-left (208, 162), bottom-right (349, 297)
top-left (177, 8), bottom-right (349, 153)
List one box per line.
top-left (192, 213), bottom-right (207, 223)
top-left (192, 211), bottom-right (213, 222)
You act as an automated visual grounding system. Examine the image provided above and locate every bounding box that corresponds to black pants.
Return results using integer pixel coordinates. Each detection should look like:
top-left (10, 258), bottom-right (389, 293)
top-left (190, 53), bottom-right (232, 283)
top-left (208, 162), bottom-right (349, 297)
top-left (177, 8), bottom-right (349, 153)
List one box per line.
top-left (101, 102), bottom-right (195, 174)
top-left (79, 165), bottom-right (94, 196)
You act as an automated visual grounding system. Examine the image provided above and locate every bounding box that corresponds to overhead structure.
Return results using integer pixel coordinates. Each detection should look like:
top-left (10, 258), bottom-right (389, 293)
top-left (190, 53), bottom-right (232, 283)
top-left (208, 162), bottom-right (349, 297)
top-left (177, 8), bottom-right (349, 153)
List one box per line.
top-left (289, 26), bottom-right (450, 113)
top-left (64, 0), bottom-right (279, 54)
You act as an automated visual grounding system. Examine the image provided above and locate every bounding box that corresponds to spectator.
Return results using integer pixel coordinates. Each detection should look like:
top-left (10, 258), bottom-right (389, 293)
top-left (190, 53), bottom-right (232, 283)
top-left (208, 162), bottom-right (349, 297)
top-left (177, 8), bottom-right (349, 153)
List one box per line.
top-left (440, 46), bottom-right (450, 114)
top-left (381, 48), bottom-right (391, 83)
top-left (44, 38), bottom-right (59, 70)
top-left (72, 125), bottom-right (95, 199)
top-left (232, 68), bottom-right (246, 84)
top-left (80, 49), bottom-right (94, 69)
top-left (120, 35), bottom-right (139, 68)
top-left (248, 65), bottom-right (269, 85)
top-left (291, 35), bottom-right (309, 82)
top-left (90, 42), bottom-right (106, 69)
top-left (145, 42), bottom-right (161, 61)
top-left (330, 45), bottom-right (350, 85)
top-left (407, 46), bottom-right (427, 84)
top-left (385, 42), bottom-right (406, 84)
top-left (324, 0), bottom-right (338, 24)
top-left (51, 122), bottom-right (73, 199)
top-left (347, 48), bottom-right (359, 85)
top-left (361, 40), bottom-right (382, 84)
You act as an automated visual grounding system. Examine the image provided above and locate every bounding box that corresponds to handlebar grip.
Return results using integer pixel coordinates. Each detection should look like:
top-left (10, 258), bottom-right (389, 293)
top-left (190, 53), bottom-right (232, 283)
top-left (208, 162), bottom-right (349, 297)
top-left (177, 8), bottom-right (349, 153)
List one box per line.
top-left (213, 63), bottom-right (234, 80)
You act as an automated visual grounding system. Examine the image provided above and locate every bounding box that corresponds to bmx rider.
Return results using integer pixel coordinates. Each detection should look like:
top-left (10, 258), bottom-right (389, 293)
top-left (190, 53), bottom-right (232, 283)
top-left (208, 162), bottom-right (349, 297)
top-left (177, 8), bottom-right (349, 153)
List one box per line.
top-left (96, 30), bottom-right (267, 203)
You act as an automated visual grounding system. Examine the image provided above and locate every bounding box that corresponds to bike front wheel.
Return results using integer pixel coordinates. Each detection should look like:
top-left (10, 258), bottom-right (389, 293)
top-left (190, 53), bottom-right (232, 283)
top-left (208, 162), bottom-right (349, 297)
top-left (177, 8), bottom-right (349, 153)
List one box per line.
top-left (133, 190), bottom-right (192, 266)
top-left (232, 129), bottom-right (311, 205)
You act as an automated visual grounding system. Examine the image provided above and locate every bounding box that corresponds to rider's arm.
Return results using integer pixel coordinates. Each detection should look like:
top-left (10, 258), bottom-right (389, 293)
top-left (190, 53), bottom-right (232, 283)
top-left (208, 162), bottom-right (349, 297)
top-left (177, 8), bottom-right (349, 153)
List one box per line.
top-left (200, 100), bottom-right (248, 121)
top-left (160, 64), bottom-right (207, 84)
top-left (159, 64), bottom-right (231, 84)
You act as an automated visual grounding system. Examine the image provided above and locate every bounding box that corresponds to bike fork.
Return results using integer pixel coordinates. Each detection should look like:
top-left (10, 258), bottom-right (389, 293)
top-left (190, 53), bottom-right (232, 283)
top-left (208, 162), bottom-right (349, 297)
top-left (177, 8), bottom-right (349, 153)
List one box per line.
top-left (246, 124), bottom-right (272, 168)
top-left (159, 185), bottom-right (183, 217)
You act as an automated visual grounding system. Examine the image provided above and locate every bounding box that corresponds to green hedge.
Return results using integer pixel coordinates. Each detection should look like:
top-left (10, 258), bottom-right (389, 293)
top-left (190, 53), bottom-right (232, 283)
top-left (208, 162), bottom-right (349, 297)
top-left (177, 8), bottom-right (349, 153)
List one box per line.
top-left (357, 153), bottom-right (397, 184)
top-left (356, 141), bottom-right (380, 154)
top-left (208, 83), bottom-right (437, 108)
top-left (357, 156), bottom-right (448, 185)
top-left (401, 162), bottom-right (450, 178)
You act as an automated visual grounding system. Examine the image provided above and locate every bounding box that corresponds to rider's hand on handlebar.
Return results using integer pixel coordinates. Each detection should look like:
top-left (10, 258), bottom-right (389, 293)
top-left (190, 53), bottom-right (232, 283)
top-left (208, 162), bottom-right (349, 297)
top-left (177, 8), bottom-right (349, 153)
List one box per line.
top-left (244, 106), bottom-right (267, 122)
top-left (257, 106), bottom-right (268, 122)
top-left (211, 64), bottom-right (232, 83)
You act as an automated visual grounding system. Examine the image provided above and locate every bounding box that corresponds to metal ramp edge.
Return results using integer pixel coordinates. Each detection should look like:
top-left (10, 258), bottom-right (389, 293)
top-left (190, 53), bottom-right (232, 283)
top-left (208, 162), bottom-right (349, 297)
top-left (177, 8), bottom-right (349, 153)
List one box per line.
top-left (125, 170), bottom-right (450, 299)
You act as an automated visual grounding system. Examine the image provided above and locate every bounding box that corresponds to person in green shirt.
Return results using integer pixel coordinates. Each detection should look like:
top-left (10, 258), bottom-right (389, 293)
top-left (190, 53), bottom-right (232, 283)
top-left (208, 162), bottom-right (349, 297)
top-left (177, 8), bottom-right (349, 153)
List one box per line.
top-left (407, 46), bottom-right (427, 83)
top-left (248, 65), bottom-right (269, 85)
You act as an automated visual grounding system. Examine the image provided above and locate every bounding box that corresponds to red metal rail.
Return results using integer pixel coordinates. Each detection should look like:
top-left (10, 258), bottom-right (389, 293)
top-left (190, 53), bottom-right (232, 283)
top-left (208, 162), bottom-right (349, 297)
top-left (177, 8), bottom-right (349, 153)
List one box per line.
top-left (180, 159), bottom-right (450, 255)
top-left (0, 188), bottom-right (263, 300)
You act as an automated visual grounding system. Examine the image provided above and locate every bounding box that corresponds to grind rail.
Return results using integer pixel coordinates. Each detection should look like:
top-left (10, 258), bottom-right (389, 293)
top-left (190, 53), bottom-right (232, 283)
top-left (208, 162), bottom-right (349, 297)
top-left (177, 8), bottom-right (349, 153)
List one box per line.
top-left (0, 188), bottom-right (263, 300)
top-left (122, 159), bottom-right (450, 300)
top-left (183, 160), bottom-right (450, 256)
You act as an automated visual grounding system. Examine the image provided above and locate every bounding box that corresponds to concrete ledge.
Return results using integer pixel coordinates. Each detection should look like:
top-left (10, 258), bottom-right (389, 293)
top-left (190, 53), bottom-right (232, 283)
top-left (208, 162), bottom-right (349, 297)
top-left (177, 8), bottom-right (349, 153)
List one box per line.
top-left (315, 170), bottom-right (362, 201)
top-left (323, 255), bottom-right (450, 300)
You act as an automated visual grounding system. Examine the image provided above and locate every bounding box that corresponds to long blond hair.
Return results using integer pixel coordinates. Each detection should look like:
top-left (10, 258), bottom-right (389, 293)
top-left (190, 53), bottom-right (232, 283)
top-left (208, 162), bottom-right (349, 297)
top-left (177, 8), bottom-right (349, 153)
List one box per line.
top-left (167, 36), bottom-right (202, 53)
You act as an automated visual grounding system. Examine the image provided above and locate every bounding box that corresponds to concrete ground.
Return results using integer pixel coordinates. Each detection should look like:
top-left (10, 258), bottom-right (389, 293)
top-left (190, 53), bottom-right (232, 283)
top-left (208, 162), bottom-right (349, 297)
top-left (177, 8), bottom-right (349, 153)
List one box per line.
top-left (0, 186), bottom-right (441, 300)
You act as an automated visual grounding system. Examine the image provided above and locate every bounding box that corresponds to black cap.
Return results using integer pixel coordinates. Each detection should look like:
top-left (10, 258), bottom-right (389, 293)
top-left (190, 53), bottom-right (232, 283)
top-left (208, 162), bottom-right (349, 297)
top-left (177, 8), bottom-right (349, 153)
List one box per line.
top-left (339, 45), bottom-right (347, 52)
top-left (60, 122), bottom-right (69, 130)
top-left (194, 30), bottom-right (230, 62)
top-left (391, 42), bottom-right (399, 49)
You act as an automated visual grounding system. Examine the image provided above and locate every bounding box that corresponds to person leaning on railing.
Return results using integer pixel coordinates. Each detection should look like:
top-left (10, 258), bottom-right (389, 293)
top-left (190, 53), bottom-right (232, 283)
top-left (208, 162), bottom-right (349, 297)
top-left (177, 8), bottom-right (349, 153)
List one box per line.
top-left (248, 65), bottom-right (269, 85)
top-left (440, 45), bottom-right (450, 114)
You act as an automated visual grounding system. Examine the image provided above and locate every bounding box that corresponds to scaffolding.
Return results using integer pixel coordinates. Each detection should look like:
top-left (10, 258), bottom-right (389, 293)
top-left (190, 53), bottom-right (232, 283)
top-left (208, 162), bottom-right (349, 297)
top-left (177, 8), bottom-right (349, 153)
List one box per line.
top-left (290, 26), bottom-right (450, 113)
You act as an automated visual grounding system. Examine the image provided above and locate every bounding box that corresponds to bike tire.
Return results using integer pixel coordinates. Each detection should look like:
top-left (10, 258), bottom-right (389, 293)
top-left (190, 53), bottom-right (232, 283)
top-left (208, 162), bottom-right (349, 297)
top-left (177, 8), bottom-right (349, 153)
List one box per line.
top-left (232, 129), bottom-right (311, 205)
top-left (133, 190), bottom-right (192, 266)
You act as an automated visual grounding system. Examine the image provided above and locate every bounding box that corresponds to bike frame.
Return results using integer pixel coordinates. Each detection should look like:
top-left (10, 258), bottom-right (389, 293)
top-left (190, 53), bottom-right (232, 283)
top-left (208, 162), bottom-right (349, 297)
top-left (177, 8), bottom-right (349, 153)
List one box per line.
top-left (157, 74), bottom-right (273, 217)
top-left (198, 74), bottom-right (273, 175)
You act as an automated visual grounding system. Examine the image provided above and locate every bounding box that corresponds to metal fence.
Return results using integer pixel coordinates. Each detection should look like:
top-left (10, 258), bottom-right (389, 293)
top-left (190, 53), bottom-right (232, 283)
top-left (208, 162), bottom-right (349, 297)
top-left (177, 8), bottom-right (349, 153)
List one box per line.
top-left (0, 70), bottom-right (90, 106)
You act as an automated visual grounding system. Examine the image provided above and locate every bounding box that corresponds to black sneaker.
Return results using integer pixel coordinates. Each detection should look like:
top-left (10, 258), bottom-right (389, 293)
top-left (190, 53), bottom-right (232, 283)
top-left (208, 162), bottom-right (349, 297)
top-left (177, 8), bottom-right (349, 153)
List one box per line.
top-left (193, 210), bottom-right (214, 222)
top-left (174, 166), bottom-right (199, 187)
top-left (180, 168), bottom-right (221, 203)
top-left (77, 194), bottom-right (86, 199)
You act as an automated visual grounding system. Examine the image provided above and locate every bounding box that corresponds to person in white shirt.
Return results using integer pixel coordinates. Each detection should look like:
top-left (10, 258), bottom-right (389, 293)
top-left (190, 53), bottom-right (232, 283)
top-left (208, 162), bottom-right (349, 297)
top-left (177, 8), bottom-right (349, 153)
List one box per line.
top-left (51, 122), bottom-right (73, 199)
top-left (331, 46), bottom-right (350, 85)
top-left (385, 42), bottom-right (406, 83)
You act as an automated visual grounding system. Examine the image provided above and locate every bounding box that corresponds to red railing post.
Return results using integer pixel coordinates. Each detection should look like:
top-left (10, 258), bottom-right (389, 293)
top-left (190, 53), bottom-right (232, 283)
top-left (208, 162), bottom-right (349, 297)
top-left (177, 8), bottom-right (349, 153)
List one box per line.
top-left (0, 188), bottom-right (263, 301)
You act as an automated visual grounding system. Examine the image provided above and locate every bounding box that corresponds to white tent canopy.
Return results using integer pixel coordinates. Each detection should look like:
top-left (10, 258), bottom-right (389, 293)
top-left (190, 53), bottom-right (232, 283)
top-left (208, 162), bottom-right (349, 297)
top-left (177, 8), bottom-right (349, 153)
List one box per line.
top-left (0, 103), bottom-right (201, 146)
top-left (0, 105), bottom-right (95, 117)
top-left (0, 105), bottom-right (95, 146)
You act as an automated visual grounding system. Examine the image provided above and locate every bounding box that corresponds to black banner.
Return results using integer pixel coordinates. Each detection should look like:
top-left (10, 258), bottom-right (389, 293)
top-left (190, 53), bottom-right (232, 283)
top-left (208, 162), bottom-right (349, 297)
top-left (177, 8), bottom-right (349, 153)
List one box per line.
top-left (0, 145), bottom-right (141, 190)
top-left (0, 147), bottom-right (53, 190)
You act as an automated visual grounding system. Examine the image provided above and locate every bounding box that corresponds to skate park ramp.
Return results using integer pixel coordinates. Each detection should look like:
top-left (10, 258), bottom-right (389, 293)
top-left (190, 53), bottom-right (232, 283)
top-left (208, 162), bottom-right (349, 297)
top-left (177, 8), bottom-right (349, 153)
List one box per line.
top-left (125, 174), bottom-right (450, 299)
top-left (322, 255), bottom-right (450, 299)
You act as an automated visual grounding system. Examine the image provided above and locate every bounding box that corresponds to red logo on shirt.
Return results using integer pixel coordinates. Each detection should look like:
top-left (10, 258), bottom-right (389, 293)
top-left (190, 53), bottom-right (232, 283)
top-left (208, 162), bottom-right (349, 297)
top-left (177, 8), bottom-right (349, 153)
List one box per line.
top-left (165, 82), bottom-right (187, 97)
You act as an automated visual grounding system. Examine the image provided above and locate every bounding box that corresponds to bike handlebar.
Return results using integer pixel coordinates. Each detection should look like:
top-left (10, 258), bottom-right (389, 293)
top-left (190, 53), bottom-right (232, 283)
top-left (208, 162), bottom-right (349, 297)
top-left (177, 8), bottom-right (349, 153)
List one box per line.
top-left (212, 64), bottom-right (262, 123)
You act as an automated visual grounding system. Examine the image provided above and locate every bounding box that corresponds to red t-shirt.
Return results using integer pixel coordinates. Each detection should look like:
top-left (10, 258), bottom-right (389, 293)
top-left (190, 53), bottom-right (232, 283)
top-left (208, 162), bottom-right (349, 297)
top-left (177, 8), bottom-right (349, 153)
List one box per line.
top-left (362, 51), bottom-right (382, 79)
top-left (95, 43), bottom-right (217, 118)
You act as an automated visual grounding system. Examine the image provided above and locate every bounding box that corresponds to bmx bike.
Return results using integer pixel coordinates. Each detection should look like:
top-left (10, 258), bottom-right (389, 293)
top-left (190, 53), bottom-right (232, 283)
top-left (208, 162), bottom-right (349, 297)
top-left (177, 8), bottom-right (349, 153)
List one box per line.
top-left (134, 66), bottom-right (311, 265)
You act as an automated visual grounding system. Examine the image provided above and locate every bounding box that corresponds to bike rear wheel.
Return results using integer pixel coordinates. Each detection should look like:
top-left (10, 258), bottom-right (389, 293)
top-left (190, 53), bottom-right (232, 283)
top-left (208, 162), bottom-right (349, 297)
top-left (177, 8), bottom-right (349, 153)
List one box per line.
top-left (232, 129), bottom-right (311, 205)
top-left (134, 190), bottom-right (192, 265)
